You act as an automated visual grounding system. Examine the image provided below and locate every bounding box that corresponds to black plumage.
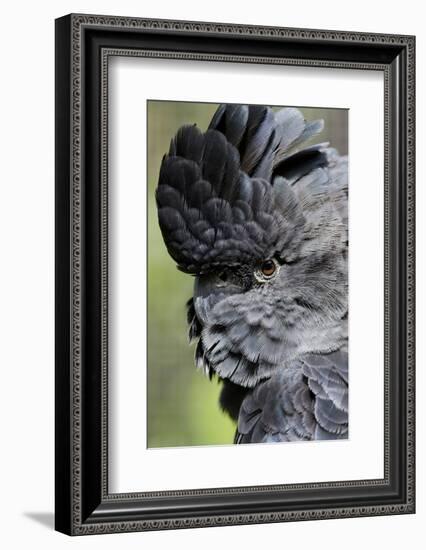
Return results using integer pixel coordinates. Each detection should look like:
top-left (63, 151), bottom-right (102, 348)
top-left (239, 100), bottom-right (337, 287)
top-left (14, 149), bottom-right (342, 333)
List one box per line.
top-left (236, 350), bottom-right (348, 443)
top-left (156, 103), bottom-right (348, 444)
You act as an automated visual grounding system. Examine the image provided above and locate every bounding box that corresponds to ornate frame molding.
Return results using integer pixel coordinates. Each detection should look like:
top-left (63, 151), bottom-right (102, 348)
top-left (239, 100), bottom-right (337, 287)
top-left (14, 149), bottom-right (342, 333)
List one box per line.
top-left (55, 14), bottom-right (415, 535)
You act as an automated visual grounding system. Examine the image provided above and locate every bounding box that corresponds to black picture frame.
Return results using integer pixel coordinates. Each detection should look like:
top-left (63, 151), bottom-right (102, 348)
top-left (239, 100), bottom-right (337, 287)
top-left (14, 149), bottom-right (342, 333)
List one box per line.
top-left (55, 13), bottom-right (415, 535)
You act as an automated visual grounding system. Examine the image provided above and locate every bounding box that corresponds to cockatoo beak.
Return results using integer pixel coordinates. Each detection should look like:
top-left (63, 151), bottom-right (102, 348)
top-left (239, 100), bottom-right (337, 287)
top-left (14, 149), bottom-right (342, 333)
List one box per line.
top-left (193, 273), bottom-right (243, 325)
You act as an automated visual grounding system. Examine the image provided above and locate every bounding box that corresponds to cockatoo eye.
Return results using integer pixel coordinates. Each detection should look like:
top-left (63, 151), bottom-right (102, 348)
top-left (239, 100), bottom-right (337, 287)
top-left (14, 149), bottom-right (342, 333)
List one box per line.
top-left (261, 260), bottom-right (276, 276)
top-left (254, 258), bottom-right (280, 283)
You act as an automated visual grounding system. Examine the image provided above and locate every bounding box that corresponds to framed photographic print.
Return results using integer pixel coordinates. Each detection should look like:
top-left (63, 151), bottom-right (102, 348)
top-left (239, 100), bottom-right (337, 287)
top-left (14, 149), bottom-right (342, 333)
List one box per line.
top-left (55, 14), bottom-right (415, 535)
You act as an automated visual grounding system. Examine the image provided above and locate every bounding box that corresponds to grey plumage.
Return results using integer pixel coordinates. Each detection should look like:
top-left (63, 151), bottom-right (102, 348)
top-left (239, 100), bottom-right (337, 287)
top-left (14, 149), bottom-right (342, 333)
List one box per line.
top-left (156, 103), bottom-right (348, 443)
top-left (236, 350), bottom-right (348, 443)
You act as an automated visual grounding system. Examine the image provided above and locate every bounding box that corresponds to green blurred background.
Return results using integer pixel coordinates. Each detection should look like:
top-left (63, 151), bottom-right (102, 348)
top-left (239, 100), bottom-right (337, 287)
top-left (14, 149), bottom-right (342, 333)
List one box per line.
top-left (147, 101), bottom-right (348, 448)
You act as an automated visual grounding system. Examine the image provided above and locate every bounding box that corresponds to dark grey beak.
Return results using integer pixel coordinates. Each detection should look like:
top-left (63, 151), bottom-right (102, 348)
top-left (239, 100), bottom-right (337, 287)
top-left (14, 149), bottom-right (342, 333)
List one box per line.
top-left (193, 273), bottom-right (243, 325)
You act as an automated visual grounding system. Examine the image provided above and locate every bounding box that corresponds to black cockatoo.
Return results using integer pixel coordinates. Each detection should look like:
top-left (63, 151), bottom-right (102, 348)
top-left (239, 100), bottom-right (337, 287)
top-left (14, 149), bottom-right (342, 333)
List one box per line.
top-left (156, 104), bottom-right (348, 443)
